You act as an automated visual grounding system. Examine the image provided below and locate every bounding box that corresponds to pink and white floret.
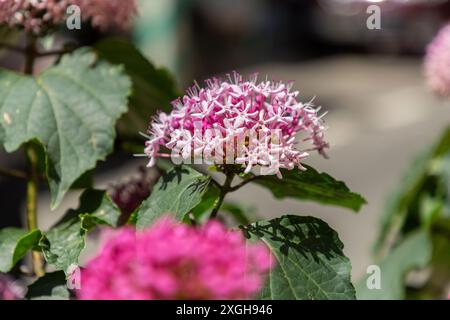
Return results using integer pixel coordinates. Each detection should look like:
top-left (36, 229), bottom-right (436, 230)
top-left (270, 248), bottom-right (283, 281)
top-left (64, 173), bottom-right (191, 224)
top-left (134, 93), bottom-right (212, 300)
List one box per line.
top-left (144, 72), bottom-right (329, 178)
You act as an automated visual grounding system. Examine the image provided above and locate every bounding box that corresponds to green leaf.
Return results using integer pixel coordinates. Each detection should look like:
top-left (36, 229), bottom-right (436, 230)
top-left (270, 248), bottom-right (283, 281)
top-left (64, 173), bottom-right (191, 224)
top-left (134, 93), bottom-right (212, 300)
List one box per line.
top-left (40, 217), bottom-right (86, 274)
top-left (26, 271), bottom-right (69, 300)
top-left (254, 166), bottom-right (366, 212)
top-left (70, 169), bottom-right (94, 190)
top-left (242, 215), bottom-right (356, 300)
top-left (0, 228), bottom-right (42, 272)
top-left (76, 189), bottom-right (122, 227)
top-left (41, 189), bottom-right (120, 273)
top-left (356, 230), bottom-right (432, 300)
top-left (434, 155), bottom-right (450, 218)
top-left (375, 127), bottom-right (450, 253)
top-left (191, 184), bottom-right (220, 221)
top-left (95, 38), bottom-right (179, 136)
top-left (419, 195), bottom-right (444, 228)
top-left (136, 166), bottom-right (211, 228)
top-left (0, 48), bottom-right (131, 208)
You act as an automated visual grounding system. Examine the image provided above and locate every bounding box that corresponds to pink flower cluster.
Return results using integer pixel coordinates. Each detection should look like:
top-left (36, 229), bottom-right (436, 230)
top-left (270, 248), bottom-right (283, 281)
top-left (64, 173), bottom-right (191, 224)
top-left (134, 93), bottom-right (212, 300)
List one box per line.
top-left (425, 23), bottom-right (450, 98)
top-left (145, 72), bottom-right (328, 178)
top-left (0, 0), bottom-right (137, 35)
top-left (0, 274), bottom-right (24, 300)
top-left (78, 218), bottom-right (273, 300)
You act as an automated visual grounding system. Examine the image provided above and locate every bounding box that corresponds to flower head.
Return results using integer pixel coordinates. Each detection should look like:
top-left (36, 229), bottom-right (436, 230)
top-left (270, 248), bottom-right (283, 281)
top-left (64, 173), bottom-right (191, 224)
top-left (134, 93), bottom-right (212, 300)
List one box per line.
top-left (78, 218), bottom-right (273, 300)
top-left (425, 23), bottom-right (450, 98)
top-left (144, 72), bottom-right (328, 178)
top-left (0, 274), bottom-right (24, 300)
top-left (0, 0), bottom-right (137, 35)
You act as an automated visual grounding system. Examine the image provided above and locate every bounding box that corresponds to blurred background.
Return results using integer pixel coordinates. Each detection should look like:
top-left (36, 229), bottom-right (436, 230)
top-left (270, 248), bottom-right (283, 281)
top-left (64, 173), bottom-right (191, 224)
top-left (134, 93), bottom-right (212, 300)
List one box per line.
top-left (1, 0), bottom-right (450, 281)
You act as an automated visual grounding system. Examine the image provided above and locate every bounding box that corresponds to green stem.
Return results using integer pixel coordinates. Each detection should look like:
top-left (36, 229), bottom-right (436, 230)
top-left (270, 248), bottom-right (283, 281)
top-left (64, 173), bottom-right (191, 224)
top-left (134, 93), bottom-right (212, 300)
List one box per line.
top-left (24, 34), bottom-right (45, 277)
top-left (24, 34), bottom-right (36, 74)
top-left (210, 172), bottom-right (235, 219)
top-left (25, 143), bottom-right (44, 277)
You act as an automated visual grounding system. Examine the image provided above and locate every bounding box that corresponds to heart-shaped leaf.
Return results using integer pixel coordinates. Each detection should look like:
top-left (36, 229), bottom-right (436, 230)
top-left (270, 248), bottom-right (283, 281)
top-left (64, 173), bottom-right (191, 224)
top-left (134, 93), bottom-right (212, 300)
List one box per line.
top-left (242, 215), bottom-right (356, 300)
top-left (0, 49), bottom-right (131, 208)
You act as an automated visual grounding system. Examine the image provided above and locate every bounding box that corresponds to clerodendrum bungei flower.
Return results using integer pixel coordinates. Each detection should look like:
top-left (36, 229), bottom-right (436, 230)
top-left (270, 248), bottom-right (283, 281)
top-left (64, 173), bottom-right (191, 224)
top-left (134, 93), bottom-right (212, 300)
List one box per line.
top-left (144, 72), bottom-right (328, 178)
top-left (78, 218), bottom-right (273, 300)
top-left (425, 23), bottom-right (450, 98)
top-left (0, 0), bottom-right (137, 35)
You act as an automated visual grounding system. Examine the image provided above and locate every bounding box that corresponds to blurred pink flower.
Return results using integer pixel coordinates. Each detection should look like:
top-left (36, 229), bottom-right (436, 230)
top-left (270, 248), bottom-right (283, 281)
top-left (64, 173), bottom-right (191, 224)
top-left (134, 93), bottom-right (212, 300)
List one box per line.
top-left (72, 0), bottom-right (137, 31)
top-left (424, 23), bottom-right (450, 98)
top-left (78, 218), bottom-right (273, 300)
top-left (0, 274), bottom-right (24, 300)
top-left (0, 0), bottom-right (137, 35)
top-left (145, 72), bottom-right (328, 178)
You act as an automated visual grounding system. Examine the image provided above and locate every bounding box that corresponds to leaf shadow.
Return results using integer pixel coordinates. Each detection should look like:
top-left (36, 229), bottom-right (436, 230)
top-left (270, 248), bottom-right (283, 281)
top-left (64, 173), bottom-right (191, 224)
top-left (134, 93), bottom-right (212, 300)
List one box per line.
top-left (187, 178), bottom-right (210, 196)
top-left (158, 166), bottom-right (189, 191)
top-left (242, 215), bottom-right (343, 263)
